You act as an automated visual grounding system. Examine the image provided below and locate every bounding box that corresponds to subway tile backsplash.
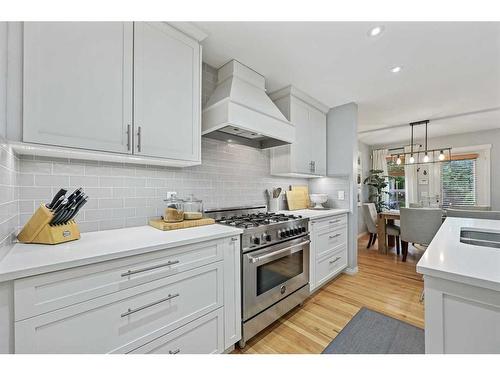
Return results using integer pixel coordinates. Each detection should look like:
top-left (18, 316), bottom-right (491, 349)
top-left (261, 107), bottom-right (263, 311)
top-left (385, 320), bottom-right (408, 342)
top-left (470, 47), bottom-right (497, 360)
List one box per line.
top-left (0, 136), bottom-right (19, 259)
top-left (17, 138), bottom-right (309, 233)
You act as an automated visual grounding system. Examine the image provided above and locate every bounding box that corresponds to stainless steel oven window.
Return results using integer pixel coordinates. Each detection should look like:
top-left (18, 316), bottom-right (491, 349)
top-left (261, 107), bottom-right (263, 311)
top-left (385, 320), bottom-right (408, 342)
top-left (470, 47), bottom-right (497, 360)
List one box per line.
top-left (256, 251), bottom-right (304, 295)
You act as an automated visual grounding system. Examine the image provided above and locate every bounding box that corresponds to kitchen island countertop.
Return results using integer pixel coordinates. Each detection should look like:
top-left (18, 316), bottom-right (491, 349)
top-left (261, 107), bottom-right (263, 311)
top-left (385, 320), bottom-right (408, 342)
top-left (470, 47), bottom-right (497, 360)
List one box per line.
top-left (417, 217), bottom-right (500, 291)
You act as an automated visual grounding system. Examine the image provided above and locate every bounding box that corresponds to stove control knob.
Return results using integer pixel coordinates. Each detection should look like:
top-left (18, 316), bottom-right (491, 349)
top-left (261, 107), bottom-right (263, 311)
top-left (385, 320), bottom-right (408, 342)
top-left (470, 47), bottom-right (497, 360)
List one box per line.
top-left (265, 234), bottom-right (272, 241)
top-left (301, 226), bottom-right (307, 233)
top-left (252, 236), bottom-right (260, 245)
top-left (285, 229), bottom-right (291, 237)
top-left (293, 228), bottom-right (299, 235)
top-left (279, 231), bottom-right (286, 238)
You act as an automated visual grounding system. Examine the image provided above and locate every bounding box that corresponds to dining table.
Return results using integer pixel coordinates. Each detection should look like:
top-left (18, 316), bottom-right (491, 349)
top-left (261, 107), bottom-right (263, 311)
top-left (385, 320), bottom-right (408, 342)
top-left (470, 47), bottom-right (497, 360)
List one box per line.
top-left (377, 210), bottom-right (400, 254)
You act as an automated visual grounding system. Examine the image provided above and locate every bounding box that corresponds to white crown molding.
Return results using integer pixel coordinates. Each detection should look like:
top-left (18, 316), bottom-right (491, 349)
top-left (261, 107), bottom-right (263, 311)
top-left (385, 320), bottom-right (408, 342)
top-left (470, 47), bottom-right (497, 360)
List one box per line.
top-left (166, 22), bottom-right (208, 42)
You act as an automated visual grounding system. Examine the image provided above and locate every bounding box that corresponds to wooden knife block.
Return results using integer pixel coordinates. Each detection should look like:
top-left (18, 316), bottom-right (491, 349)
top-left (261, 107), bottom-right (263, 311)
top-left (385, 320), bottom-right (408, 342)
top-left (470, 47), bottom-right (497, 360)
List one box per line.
top-left (17, 204), bottom-right (81, 245)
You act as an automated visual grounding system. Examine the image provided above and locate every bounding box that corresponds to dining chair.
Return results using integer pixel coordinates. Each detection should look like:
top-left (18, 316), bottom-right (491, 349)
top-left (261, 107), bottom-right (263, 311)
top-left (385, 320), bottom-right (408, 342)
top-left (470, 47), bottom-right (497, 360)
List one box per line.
top-left (446, 209), bottom-right (500, 220)
top-left (400, 208), bottom-right (442, 262)
top-left (363, 203), bottom-right (401, 254)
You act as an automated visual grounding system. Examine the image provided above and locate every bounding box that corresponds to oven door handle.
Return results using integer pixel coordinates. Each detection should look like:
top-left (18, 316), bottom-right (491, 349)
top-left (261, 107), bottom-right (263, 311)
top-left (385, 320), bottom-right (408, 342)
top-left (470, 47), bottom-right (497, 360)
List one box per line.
top-left (247, 240), bottom-right (310, 264)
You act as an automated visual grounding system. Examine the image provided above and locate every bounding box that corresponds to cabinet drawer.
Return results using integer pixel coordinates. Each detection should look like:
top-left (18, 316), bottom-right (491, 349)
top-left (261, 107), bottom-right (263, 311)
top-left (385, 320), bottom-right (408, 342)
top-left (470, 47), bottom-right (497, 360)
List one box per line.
top-left (315, 245), bottom-right (347, 288)
top-left (15, 239), bottom-right (224, 320)
top-left (311, 214), bottom-right (347, 231)
top-left (129, 308), bottom-right (224, 354)
top-left (15, 262), bottom-right (223, 354)
top-left (314, 225), bottom-right (347, 259)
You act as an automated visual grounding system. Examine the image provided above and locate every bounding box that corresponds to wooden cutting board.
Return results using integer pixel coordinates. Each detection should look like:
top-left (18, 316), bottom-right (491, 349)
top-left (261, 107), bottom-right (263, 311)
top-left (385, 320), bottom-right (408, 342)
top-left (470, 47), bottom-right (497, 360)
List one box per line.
top-left (291, 185), bottom-right (310, 207)
top-left (149, 218), bottom-right (215, 231)
top-left (286, 190), bottom-right (309, 210)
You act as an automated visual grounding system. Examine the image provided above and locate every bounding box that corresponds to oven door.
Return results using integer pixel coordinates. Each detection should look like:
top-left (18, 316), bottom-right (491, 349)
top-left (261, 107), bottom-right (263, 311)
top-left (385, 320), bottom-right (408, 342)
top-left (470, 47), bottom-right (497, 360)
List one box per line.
top-left (242, 236), bottom-right (310, 321)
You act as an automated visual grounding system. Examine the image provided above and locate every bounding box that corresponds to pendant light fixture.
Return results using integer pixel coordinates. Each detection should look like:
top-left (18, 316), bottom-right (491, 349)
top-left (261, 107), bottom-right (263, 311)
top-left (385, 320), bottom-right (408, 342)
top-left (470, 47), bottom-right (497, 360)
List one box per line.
top-left (422, 120), bottom-right (430, 163)
top-left (409, 123), bottom-right (415, 163)
top-left (388, 119), bottom-right (451, 165)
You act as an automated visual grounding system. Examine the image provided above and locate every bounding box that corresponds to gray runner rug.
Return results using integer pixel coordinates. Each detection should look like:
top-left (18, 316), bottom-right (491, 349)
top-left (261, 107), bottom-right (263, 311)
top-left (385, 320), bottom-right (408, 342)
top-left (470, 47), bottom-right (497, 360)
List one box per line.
top-left (322, 307), bottom-right (424, 354)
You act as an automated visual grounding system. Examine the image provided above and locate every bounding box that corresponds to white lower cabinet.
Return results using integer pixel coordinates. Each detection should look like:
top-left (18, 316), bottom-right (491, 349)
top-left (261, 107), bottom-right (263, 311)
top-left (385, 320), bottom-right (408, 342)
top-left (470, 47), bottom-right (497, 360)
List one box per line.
top-left (13, 236), bottom-right (241, 354)
top-left (309, 214), bottom-right (348, 292)
top-left (129, 308), bottom-right (224, 354)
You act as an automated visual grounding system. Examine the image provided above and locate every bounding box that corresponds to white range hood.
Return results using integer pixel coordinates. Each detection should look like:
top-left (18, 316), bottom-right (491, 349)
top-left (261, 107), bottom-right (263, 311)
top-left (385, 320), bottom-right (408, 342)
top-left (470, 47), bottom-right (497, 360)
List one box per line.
top-left (202, 60), bottom-right (295, 149)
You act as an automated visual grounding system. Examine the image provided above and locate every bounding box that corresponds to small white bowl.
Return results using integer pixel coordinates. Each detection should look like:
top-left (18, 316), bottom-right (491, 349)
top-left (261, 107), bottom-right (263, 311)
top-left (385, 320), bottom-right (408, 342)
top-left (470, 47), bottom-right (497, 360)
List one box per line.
top-left (309, 194), bottom-right (329, 209)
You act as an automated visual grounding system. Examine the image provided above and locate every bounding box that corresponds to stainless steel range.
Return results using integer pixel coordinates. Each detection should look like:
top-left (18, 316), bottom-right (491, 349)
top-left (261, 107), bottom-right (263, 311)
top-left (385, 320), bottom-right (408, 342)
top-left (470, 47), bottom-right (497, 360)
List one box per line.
top-left (205, 205), bottom-right (310, 348)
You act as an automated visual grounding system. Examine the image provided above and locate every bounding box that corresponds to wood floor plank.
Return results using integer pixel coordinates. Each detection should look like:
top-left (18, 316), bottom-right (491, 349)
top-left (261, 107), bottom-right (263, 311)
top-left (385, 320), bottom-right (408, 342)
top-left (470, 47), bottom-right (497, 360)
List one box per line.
top-left (233, 235), bottom-right (425, 354)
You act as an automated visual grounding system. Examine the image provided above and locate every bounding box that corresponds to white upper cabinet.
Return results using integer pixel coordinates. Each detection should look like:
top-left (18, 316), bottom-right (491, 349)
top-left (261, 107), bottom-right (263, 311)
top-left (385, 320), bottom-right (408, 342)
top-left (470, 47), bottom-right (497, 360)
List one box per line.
top-left (23, 22), bottom-right (134, 154)
top-left (21, 22), bottom-right (203, 166)
top-left (269, 86), bottom-right (328, 177)
top-left (133, 22), bottom-right (201, 162)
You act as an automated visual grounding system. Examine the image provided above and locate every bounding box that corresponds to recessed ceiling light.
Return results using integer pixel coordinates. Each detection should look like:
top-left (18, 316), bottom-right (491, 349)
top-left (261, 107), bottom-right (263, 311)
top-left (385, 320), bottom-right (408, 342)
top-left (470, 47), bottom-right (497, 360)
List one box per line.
top-left (390, 66), bottom-right (402, 73)
top-left (368, 26), bottom-right (384, 37)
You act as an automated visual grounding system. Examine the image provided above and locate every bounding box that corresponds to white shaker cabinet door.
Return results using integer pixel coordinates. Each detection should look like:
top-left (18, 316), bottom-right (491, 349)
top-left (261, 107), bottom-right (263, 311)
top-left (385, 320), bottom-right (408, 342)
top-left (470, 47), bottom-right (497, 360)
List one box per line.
top-left (309, 106), bottom-right (327, 176)
top-left (23, 22), bottom-right (133, 153)
top-left (133, 22), bottom-right (201, 162)
top-left (289, 98), bottom-right (313, 174)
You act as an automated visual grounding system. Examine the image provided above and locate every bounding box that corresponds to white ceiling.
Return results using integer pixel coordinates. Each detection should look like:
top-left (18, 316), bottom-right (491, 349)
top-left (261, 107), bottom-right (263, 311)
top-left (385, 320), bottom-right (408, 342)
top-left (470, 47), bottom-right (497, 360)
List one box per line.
top-left (194, 22), bottom-right (500, 145)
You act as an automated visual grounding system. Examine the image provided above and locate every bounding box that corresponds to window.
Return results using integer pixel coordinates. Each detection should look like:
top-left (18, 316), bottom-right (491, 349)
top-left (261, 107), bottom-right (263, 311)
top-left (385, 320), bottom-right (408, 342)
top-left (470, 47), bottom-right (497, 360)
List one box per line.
top-left (387, 158), bottom-right (405, 209)
top-left (441, 158), bottom-right (477, 208)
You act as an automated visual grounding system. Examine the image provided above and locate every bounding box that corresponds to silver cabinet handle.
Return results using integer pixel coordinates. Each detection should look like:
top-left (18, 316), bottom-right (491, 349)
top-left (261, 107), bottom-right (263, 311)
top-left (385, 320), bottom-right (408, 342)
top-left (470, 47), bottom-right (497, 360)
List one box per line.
top-left (329, 257), bottom-right (341, 264)
top-left (329, 234), bottom-right (341, 239)
top-left (169, 348), bottom-right (180, 354)
top-left (121, 260), bottom-right (180, 277)
top-left (137, 126), bottom-right (142, 152)
top-left (248, 240), bottom-right (310, 264)
top-left (126, 124), bottom-right (131, 151)
top-left (329, 219), bottom-right (341, 224)
top-left (121, 293), bottom-right (180, 318)
top-left (231, 237), bottom-right (239, 242)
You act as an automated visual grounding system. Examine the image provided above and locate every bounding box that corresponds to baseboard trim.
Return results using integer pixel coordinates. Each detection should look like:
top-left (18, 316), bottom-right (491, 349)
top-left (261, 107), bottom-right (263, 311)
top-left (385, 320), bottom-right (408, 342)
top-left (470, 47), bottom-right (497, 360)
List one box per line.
top-left (344, 266), bottom-right (359, 275)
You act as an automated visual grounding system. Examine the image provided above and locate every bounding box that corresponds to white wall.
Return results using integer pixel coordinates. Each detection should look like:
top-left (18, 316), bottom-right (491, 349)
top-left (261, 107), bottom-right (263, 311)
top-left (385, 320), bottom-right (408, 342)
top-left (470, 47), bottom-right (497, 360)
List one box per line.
top-left (0, 23), bottom-right (6, 138)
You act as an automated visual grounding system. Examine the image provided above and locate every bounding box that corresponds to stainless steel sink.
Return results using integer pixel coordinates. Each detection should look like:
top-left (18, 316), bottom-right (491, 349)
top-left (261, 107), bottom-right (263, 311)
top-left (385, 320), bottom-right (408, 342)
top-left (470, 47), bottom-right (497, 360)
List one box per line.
top-left (460, 228), bottom-right (500, 248)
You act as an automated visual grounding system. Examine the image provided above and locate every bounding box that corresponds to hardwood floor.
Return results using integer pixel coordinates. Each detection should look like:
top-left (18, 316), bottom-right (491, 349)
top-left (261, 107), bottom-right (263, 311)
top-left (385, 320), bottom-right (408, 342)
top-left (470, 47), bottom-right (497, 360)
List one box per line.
top-left (234, 234), bottom-right (425, 354)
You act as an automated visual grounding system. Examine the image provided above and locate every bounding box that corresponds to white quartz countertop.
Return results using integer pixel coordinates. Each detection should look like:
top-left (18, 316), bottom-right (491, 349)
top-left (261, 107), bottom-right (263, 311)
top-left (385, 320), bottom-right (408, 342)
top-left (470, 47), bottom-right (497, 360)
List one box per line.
top-left (0, 224), bottom-right (242, 283)
top-left (278, 208), bottom-right (349, 220)
top-left (417, 217), bottom-right (500, 291)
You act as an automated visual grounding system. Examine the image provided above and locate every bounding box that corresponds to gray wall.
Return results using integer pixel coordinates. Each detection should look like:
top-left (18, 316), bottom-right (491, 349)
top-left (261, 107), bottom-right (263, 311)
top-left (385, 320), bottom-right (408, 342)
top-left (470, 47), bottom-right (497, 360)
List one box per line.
top-left (372, 128), bottom-right (500, 210)
top-left (357, 140), bottom-right (370, 235)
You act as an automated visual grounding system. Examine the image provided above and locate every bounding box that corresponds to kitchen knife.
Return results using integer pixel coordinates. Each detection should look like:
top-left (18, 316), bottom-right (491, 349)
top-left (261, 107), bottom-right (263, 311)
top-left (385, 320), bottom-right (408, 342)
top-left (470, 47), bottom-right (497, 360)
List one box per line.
top-left (50, 195), bottom-right (66, 212)
top-left (56, 195), bottom-right (84, 224)
top-left (47, 188), bottom-right (67, 210)
top-left (51, 198), bottom-right (70, 225)
top-left (65, 195), bottom-right (88, 223)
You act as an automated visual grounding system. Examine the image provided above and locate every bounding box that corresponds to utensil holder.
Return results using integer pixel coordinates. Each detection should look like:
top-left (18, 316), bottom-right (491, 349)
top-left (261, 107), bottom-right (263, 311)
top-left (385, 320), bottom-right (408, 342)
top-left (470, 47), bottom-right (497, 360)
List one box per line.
top-left (268, 198), bottom-right (280, 213)
top-left (17, 204), bottom-right (81, 245)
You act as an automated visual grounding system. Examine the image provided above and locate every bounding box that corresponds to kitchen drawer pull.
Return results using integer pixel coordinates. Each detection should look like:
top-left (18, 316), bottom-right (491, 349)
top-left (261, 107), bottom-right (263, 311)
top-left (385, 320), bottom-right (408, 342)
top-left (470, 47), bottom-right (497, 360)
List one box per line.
top-left (248, 240), bottom-right (310, 264)
top-left (329, 219), bottom-right (341, 224)
top-left (121, 293), bottom-right (180, 318)
top-left (231, 237), bottom-right (239, 242)
top-left (329, 234), bottom-right (341, 239)
top-left (169, 348), bottom-right (181, 354)
top-left (329, 257), bottom-right (341, 264)
top-left (121, 260), bottom-right (180, 277)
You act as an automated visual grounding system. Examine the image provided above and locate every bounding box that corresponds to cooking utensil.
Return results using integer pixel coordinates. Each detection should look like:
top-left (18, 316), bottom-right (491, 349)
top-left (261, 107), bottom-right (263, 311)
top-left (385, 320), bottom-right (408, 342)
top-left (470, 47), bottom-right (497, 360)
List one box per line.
top-left (273, 187), bottom-right (282, 198)
top-left (65, 195), bottom-right (88, 222)
top-left (47, 188), bottom-right (67, 209)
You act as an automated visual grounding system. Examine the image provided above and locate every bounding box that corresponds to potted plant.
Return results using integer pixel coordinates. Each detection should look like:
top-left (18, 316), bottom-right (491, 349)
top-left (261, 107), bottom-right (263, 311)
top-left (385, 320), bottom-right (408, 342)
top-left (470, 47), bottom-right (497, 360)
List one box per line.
top-left (363, 169), bottom-right (389, 213)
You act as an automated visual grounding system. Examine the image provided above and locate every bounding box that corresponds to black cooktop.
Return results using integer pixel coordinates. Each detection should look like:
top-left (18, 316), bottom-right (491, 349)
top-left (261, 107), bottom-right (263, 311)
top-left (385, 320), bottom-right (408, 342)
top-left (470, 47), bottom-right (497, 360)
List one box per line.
top-left (216, 212), bottom-right (303, 228)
